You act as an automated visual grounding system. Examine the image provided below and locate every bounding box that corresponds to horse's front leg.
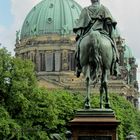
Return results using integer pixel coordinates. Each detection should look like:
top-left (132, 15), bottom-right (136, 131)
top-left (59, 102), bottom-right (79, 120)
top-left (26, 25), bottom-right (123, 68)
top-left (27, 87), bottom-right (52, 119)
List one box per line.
top-left (84, 77), bottom-right (91, 109)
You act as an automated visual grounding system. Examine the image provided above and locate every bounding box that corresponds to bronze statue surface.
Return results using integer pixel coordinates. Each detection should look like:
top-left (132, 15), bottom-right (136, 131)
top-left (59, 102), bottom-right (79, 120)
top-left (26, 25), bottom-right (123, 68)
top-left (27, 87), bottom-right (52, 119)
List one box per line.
top-left (73, 0), bottom-right (119, 109)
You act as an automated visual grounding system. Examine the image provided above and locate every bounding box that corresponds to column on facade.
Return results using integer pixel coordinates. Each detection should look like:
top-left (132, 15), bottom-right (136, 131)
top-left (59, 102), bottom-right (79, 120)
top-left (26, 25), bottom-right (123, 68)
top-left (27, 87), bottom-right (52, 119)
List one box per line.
top-left (35, 49), bottom-right (40, 72)
top-left (68, 51), bottom-right (75, 71)
top-left (62, 50), bottom-right (69, 71)
top-left (54, 51), bottom-right (61, 72)
top-left (39, 51), bottom-right (46, 71)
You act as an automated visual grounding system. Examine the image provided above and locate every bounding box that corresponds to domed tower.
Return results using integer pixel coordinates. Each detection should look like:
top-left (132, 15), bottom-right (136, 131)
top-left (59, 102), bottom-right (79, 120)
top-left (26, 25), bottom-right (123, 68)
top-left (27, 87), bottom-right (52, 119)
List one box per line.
top-left (109, 29), bottom-right (139, 107)
top-left (15, 0), bottom-right (83, 88)
top-left (124, 45), bottom-right (138, 86)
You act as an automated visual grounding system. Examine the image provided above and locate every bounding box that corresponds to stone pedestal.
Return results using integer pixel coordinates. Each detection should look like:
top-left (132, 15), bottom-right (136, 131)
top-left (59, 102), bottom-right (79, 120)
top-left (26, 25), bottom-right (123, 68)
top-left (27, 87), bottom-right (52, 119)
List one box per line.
top-left (70, 109), bottom-right (120, 140)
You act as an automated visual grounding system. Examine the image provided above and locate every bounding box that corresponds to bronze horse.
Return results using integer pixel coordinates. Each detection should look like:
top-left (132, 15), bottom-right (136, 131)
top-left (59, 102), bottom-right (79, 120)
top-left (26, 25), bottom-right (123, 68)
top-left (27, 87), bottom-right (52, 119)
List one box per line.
top-left (77, 29), bottom-right (114, 109)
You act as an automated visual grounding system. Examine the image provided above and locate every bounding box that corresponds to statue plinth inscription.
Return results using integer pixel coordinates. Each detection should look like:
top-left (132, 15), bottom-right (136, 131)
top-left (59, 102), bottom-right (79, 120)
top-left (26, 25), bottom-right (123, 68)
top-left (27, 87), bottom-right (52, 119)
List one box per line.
top-left (70, 109), bottom-right (120, 140)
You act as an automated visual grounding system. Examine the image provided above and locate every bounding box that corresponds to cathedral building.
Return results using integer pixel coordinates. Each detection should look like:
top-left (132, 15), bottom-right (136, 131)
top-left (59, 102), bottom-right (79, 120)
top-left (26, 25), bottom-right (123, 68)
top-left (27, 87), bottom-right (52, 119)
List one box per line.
top-left (14, 0), bottom-right (139, 107)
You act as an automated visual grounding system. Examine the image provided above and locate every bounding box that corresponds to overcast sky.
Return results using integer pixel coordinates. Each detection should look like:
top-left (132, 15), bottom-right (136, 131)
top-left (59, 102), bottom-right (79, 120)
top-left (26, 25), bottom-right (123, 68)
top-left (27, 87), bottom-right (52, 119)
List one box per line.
top-left (0, 0), bottom-right (140, 82)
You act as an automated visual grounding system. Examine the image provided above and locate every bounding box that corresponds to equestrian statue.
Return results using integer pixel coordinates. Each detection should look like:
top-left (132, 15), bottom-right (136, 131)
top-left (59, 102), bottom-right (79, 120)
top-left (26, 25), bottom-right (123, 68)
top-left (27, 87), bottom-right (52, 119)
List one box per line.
top-left (73, 0), bottom-right (119, 109)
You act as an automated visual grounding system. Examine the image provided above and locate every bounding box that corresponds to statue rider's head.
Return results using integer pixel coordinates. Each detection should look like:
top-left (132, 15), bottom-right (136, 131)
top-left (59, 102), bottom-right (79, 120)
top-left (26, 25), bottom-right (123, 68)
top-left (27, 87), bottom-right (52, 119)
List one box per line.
top-left (91, 0), bottom-right (100, 4)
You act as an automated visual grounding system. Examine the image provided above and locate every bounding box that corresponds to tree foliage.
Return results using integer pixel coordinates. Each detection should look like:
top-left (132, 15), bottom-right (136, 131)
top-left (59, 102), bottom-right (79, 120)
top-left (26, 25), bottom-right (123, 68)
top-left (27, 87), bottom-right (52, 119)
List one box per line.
top-left (110, 94), bottom-right (140, 139)
top-left (0, 106), bottom-right (21, 139)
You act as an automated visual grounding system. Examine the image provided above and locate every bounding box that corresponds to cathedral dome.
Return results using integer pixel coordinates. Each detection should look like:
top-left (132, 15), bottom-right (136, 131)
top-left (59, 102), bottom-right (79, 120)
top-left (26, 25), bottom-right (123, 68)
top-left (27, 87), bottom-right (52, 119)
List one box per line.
top-left (20, 0), bottom-right (82, 39)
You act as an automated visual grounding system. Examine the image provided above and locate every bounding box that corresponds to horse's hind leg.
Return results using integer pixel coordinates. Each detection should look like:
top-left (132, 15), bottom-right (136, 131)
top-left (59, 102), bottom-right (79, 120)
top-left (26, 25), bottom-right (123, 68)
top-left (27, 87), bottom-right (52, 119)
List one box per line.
top-left (100, 67), bottom-right (105, 109)
top-left (103, 69), bottom-right (110, 108)
top-left (84, 77), bottom-right (91, 109)
top-left (104, 82), bottom-right (110, 108)
top-left (100, 79), bottom-right (104, 109)
top-left (100, 69), bottom-right (110, 109)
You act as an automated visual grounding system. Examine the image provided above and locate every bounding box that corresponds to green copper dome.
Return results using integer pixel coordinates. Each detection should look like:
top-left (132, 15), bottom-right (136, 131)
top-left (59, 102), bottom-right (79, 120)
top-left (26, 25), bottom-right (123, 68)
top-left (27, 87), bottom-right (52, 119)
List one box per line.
top-left (20, 0), bottom-right (82, 39)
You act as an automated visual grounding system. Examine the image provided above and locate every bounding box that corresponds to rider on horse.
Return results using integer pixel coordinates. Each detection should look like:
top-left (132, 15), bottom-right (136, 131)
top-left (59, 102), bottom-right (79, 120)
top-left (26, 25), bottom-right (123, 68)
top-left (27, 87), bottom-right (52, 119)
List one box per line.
top-left (73, 0), bottom-right (119, 78)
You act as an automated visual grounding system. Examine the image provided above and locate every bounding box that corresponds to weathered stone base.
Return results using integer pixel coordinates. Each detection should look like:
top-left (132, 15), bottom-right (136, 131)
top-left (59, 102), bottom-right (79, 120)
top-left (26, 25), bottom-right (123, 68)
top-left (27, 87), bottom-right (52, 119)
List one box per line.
top-left (70, 109), bottom-right (120, 140)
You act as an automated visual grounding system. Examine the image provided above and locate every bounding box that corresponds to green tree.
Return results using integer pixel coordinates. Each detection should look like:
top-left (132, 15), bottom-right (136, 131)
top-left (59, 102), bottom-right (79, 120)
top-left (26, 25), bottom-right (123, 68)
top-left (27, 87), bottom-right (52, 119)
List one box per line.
top-left (0, 48), bottom-right (36, 119)
top-left (0, 48), bottom-right (41, 139)
top-left (110, 93), bottom-right (140, 139)
top-left (0, 106), bottom-right (22, 139)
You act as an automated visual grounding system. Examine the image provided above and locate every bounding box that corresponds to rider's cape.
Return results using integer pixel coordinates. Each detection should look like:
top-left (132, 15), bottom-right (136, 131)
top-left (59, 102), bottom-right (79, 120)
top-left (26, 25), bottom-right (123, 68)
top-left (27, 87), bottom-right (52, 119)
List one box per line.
top-left (73, 4), bottom-right (117, 36)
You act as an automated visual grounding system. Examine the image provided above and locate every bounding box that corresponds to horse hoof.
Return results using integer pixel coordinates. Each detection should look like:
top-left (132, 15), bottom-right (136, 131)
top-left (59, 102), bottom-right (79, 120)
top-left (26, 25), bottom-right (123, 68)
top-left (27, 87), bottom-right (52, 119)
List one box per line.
top-left (84, 104), bottom-right (90, 109)
top-left (105, 103), bottom-right (110, 109)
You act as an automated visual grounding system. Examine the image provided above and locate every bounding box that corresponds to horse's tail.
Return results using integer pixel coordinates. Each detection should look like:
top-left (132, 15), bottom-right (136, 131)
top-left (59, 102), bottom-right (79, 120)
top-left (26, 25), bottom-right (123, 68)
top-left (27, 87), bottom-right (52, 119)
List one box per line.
top-left (88, 30), bottom-right (101, 81)
top-left (89, 30), bottom-right (101, 48)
